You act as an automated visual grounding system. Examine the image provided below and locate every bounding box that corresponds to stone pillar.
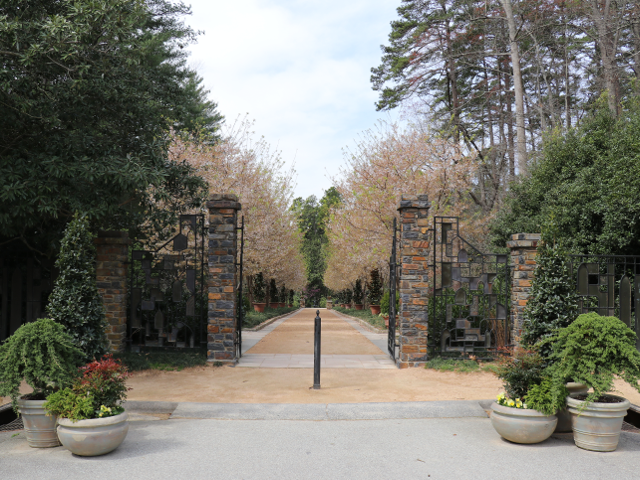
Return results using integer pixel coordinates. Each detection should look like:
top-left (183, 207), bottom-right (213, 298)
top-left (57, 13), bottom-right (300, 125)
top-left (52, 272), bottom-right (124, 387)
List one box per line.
top-left (397, 194), bottom-right (431, 368)
top-left (207, 194), bottom-right (241, 364)
top-left (507, 233), bottom-right (541, 345)
top-left (94, 231), bottom-right (130, 352)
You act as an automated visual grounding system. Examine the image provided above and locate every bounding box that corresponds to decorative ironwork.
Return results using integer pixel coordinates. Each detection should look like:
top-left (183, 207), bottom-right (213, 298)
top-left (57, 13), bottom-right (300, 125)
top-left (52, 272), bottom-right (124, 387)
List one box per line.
top-left (127, 215), bottom-right (206, 350)
top-left (569, 254), bottom-right (640, 350)
top-left (235, 216), bottom-right (245, 359)
top-left (388, 218), bottom-right (399, 361)
top-left (430, 217), bottom-right (510, 356)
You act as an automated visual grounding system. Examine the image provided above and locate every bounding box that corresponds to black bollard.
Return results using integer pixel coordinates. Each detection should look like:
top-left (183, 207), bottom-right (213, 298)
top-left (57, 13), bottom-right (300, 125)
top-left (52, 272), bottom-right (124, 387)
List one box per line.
top-left (313, 309), bottom-right (321, 389)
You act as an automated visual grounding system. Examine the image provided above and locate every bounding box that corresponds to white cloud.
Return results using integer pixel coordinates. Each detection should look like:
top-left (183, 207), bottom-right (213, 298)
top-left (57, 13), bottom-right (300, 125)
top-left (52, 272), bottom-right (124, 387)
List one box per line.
top-left (184, 0), bottom-right (400, 199)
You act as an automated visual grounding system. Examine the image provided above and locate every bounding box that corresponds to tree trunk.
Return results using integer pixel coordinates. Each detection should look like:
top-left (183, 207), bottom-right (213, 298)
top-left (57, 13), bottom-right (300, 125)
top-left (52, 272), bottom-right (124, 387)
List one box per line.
top-left (589, 0), bottom-right (620, 116)
top-left (501, 0), bottom-right (528, 172)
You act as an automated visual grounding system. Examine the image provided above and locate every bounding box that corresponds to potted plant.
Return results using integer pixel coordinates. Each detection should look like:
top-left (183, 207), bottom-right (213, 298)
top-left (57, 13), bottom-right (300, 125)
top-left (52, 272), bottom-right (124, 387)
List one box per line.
top-left (0, 318), bottom-right (83, 447)
top-left (288, 289), bottom-right (294, 308)
top-left (44, 354), bottom-right (130, 456)
top-left (367, 269), bottom-right (383, 315)
top-left (543, 313), bottom-right (640, 452)
top-left (252, 273), bottom-right (267, 312)
top-left (268, 278), bottom-right (278, 308)
top-left (353, 280), bottom-right (364, 310)
top-left (489, 349), bottom-right (563, 444)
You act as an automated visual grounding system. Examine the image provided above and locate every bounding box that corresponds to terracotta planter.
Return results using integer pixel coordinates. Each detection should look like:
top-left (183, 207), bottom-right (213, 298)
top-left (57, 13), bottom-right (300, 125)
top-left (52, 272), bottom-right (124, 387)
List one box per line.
top-left (253, 303), bottom-right (266, 312)
top-left (57, 411), bottom-right (129, 456)
top-left (383, 315), bottom-right (389, 328)
top-left (566, 393), bottom-right (630, 452)
top-left (18, 397), bottom-right (60, 448)
top-left (288, 304), bottom-right (293, 308)
top-left (490, 402), bottom-right (557, 444)
top-left (555, 382), bottom-right (589, 433)
top-left (355, 304), bottom-right (363, 310)
top-left (370, 305), bottom-right (381, 315)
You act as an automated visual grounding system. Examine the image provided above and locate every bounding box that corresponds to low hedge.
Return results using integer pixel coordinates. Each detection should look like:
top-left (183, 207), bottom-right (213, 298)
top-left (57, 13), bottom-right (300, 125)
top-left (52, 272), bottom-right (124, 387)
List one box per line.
top-left (244, 306), bottom-right (298, 329)
top-left (332, 306), bottom-right (386, 330)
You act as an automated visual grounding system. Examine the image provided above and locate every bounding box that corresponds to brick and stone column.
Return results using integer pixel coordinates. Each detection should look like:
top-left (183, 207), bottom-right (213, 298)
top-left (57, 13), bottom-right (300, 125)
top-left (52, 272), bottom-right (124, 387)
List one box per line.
top-left (95, 231), bottom-right (130, 352)
top-left (507, 233), bottom-right (541, 345)
top-left (397, 194), bottom-right (431, 368)
top-left (207, 194), bottom-right (241, 363)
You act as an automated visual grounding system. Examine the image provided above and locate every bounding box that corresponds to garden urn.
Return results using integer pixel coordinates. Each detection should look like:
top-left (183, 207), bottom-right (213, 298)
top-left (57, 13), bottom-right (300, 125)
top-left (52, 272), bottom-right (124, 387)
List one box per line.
top-left (370, 305), bottom-right (381, 315)
top-left (566, 393), bottom-right (630, 452)
top-left (554, 382), bottom-right (588, 433)
top-left (490, 403), bottom-right (557, 444)
top-left (18, 398), bottom-right (61, 448)
top-left (57, 411), bottom-right (129, 456)
top-left (253, 303), bottom-right (266, 313)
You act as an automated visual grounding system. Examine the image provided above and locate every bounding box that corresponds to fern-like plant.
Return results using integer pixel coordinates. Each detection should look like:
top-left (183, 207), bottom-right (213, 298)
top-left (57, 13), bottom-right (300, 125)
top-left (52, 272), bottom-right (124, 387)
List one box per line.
top-left (544, 313), bottom-right (640, 406)
top-left (46, 213), bottom-right (108, 361)
top-left (0, 318), bottom-right (83, 409)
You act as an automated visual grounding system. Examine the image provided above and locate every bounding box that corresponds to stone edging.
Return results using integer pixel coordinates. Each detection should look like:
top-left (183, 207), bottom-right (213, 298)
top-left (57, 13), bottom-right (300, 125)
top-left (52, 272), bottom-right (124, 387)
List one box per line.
top-left (244, 308), bottom-right (302, 332)
top-left (332, 310), bottom-right (387, 334)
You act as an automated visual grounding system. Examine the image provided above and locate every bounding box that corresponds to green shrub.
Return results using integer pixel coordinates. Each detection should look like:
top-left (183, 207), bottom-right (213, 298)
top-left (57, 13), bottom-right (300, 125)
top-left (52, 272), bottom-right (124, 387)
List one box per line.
top-left (253, 273), bottom-right (266, 302)
top-left (269, 278), bottom-right (277, 304)
top-left (46, 213), bottom-right (108, 361)
top-left (367, 269), bottom-right (383, 304)
top-left (380, 291), bottom-right (390, 315)
top-left (333, 306), bottom-right (385, 329)
top-left (495, 349), bottom-right (544, 400)
top-left (113, 350), bottom-right (207, 372)
top-left (353, 279), bottom-right (363, 304)
top-left (545, 313), bottom-right (640, 406)
top-left (43, 388), bottom-right (95, 421)
top-left (319, 296), bottom-right (327, 308)
top-left (0, 318), bottom-right (83, 409)
top-left (243, 306), bottom-right (298, 329)
top-left (524, 378), bottom-right (568, 416)
top-left (521, 242), bottom-right (579, 360)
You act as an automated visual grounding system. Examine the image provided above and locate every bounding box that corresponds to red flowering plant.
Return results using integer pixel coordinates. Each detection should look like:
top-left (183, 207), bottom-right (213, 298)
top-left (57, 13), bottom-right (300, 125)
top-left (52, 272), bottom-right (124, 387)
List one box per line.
top-left (44, 354), bottom-right (130, 421)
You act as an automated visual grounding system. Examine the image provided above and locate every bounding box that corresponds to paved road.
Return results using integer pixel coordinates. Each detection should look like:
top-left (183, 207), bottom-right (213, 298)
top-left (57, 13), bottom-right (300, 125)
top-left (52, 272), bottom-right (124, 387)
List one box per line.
top-left (2, 400), bottom-right (639, 480)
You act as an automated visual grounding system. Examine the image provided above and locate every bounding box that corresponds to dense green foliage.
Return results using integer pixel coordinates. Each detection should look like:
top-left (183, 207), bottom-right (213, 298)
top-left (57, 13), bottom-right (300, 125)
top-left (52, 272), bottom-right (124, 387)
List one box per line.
top-left (113, 350), bottom-right (206, 372)
top-left (495, 349), bottom-right (544, 400)
top-left (253, 273), bottom-right (266, 302)
top-left (0, 0), bottom-right (221, 255)
top-left (46, 214), bottom-right (108, 361)
top-left (0, 318), bottom-right (83, 409)
top-left (367, 269), bottom-right (383, 304)
top-left (491, 100), bottom-right (640, 256)
top-left (292, 187), bottom-right (341, 303)
top-left (43, 389), bottom-right (95, 421)
top-left (353, 279), bottom-right (364, 305)
top-left (243, 307), bottom-right (298, 329)
top-left (545, 313), bottom-right (640, 405)
top-left (268, 279), bottom-right (277, 304)
top-left (521, 242), bottom-right (579, 360)
top-left (524, 378), bottom-right (568, 416)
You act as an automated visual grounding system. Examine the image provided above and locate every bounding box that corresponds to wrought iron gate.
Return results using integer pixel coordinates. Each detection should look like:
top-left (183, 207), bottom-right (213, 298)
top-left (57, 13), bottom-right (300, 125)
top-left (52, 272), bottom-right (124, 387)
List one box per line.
top-left (430, 217), bottom-right (510, 356)
top-left (387, 218), bottom-right (399, 361)
top-left (235, 216), bottom-right (245, 359)
top-left (127, 214), bottom-right (206, 350)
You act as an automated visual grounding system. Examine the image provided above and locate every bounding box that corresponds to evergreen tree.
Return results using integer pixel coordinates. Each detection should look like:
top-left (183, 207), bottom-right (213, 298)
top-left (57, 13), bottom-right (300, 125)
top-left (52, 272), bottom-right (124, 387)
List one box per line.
top-left (521, 242), bottom-right (579, 360)
top-left (47, 214), bottom-right (108, 361)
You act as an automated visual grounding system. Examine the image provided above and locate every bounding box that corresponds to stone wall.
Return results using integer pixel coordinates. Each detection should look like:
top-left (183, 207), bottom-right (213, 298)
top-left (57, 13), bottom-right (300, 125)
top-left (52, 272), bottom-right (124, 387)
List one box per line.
top-left (94, 231), bottom-right (130, 352)
top-left (207, 194), bottom-right (241, 363)
top-left (397, 194), bottom-right (431, 368)
top-left (507, 233), bottom-right (541, 345)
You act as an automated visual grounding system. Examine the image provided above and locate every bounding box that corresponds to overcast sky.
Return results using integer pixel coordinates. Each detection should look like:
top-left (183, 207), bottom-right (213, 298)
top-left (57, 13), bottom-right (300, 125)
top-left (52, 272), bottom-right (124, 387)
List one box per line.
top-left (184, 0), bottom-right (400, 200)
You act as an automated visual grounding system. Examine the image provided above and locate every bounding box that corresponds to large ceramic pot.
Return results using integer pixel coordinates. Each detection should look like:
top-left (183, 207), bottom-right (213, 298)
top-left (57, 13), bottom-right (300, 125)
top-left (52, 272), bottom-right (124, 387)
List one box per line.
top-left (370, 305), bottom-right (381, 315)
top-left (555, 382), bottom-right (589, 433)
top-left (354, 304), bottom-right (364, 311)
top-left (18, 397), bottom-right (60, 448)
top-left (566, 393), bottom-right (630, 452)
top-left (490, 403), bottom-right (557, 444)
top-left (253, 303), bottom-right (266, 313)
top-left (57, 412), bottom-right (129, 456)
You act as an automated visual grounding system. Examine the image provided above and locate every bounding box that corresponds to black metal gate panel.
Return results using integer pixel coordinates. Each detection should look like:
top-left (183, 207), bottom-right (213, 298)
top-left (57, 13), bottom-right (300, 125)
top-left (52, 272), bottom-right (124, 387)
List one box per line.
top-left (128, 215), bottom-right (206, 350)
top-left (569, 254), bottom-right (640, 350)
top-left (235, 216), bottom-right (245, 359)
top-left (430, 217), bottom-right (510, 356)
top-left (387, 218), bottom-right (398, 361)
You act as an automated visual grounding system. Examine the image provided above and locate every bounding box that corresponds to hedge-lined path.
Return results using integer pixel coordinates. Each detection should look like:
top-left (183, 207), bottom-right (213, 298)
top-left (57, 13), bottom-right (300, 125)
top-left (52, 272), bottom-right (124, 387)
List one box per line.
top-left (239, 308), bottom-right (395, 369)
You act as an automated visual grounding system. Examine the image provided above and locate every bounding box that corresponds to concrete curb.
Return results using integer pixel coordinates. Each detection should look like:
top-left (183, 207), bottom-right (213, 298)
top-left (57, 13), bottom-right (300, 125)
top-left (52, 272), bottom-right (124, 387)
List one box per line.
top-left (332, 310), bottom-right (387, 334)
top-left (168, 400), bottom-right (491, 421)
top-left (245, 308), bottom-right (302, 332)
